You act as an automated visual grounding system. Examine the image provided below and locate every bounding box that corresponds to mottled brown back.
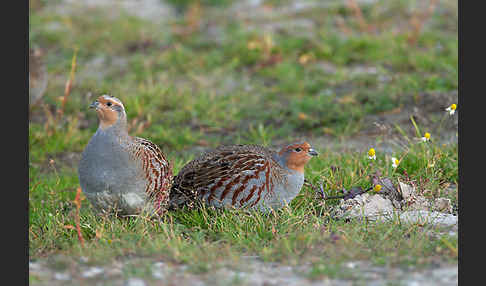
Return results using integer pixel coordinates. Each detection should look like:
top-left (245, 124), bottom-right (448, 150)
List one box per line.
top-left (169, 144), bottom-right (285, 209)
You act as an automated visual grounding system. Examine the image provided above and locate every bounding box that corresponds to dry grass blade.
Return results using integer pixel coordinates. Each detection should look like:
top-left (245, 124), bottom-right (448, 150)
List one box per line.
top-left (304, 179), bottom-right (322, 195)
top-left (73, 187), bottom-right (85, 247)
top-left (407, 0), bottom-right (439, 45)
top-left (336, 16), bottom-right (353, 36)
top-left (42, 103), bottom-right (57, 135)
top-left (29, 181), bottom-right (42, 193)
top-left (172, 1), bottom-right (203, 37)
top-left (440, 236), bottom-right (458, 256)
top-left (305, 178), bottom-right (373, 201)
top-left (29, 48), bottom-right (48, 109)
top-left (347, 0), bottom-right (370, 33)
top-left (57, 47), bottom-right (78, 122)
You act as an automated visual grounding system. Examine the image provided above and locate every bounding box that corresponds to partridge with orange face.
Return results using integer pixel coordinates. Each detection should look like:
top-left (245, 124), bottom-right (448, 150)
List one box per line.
top-left (78, 95), bottom-right (172, 215)
top-left (169, 142), bottom-right (318, 211)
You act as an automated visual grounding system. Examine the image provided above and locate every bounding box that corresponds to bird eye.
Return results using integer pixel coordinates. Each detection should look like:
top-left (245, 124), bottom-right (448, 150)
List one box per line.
top-left (294, 147), bottom-right (302, 152)
top-left (106, 102), bottom-right (112, 107)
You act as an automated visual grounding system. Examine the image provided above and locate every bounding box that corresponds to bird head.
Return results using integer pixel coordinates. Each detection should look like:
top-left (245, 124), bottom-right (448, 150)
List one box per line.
top-left (278, 142), bottom-right (318, 173)
top-left (90, 95), bottom-right (127, 130)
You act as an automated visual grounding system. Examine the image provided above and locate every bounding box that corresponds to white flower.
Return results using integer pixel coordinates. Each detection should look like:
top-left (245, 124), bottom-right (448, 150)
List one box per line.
top-left (368, 148), bottom-right (376, 160)
top-left (445, 104), bottom-right (457, 115)
top-left (391, 157), bottom-right (399, 168)
top-left (421, 132), bottom-right (431, 142)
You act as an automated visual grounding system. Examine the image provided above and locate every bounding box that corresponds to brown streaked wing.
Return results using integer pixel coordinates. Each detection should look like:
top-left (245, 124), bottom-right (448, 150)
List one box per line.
top-left (171, 144), bottom-right (278, 207)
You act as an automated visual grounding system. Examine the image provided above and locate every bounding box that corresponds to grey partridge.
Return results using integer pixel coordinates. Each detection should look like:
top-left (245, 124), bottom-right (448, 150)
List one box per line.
top-left (78, 95), bottom-right (172, 215)
top-left (169, 142), bottom-right (318, 211)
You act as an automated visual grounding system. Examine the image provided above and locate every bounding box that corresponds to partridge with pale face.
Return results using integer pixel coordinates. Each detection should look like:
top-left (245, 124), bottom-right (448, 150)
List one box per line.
top-left (78, 95), bottom-right (172, 215)
top-left (170, 142), bottom-right (318, 211)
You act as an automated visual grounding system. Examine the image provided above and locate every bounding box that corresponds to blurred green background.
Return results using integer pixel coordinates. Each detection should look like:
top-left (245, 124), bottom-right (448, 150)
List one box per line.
top-left (29, 0), bottom-right (457, 158)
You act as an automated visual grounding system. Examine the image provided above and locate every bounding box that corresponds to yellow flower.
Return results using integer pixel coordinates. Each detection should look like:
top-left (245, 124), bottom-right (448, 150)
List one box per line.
top-left (368, 148), bottom-right (376, 160)
top-left (374, 184), bottom-right (382, 192)
top-left (247, 40), bottom-right (261, 50)
top-left (298, 53), bottom-right (313, 65)
top-left (298, 112), bottom-right (308, 120)
top-left (263, 34), bottom-right (274, 50)
top-left (391, 157), bottom-right (399, 168)
top-left (421, 132), bottom-right (431, 142)
top-left (445, 104), bottom-right (457, 115)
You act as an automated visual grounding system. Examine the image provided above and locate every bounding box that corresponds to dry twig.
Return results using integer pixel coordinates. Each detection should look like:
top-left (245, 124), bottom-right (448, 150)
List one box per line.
top-left (73, 187), bottom-right (85, 247)
top-left (56, 47), bottom-right (78, 123)
top-left (347, 0), bottom-right (370, 33)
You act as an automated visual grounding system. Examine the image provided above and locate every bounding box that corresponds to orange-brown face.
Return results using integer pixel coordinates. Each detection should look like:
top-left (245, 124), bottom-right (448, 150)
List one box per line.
top-left (90, 95), bottom-right (126, 129)
top-left (279, 142), bottom-right (318, 173)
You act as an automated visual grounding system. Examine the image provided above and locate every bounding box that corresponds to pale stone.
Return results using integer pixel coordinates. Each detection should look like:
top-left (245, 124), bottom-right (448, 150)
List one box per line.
top-left (124, 278), bottom-right (146, 286)
top-left (433, 198), bottom-right (453, 213)
top-left (397, 210), bottom-right (457, 227)
top-left (399, 181), bottom-right (415, 200)
top-left (81, 267), bottom-right (104, 278)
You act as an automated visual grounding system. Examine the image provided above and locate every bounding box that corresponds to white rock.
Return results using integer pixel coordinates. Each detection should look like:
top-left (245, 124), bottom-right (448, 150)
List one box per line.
top-left (152, 267), bottom-right (165, 280)
top-left (54, 272), bottom-right (71, 281)
top-left (29, 262), bottom-right (41, 271)
top-left (124, 278), bottom-right (146, 286)
top-left (348, 194), bottom-right (394, 218)
top-left (409, 196), bottom-right (431, 211)
top-left (431, 266), bottom-right (458, 283)
top-left (396, 211), bottom-right (457, 227)
top-left (345, 262), bottom-right (357, 269)
top-left (399, 182), bottom-right (415, 200)
top-left (433, 198), bottom-right (452, 213)
top-left (81, 266), bottom-right (104, 278)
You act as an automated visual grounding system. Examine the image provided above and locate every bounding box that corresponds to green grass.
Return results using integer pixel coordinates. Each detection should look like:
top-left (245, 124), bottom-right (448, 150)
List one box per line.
top-left (29, 0), bottom-right (458, 279)
top-left (29, 124), bottom-right (458, 271)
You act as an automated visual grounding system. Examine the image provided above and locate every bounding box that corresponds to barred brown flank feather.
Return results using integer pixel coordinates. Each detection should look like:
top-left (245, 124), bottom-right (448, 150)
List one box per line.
top-left (249, 185), bottom-right (266, 208)
top-left (207, 192), bottom-right (215, 204)
top-left (232, 183), bottom-right (247, 205)
top-left (220, 176), bottom-right (238, 201)
top-left (264, 162), bottom-right (270, 195)
top-left (239, 185), bottom-right (257, 206)
top-left (212, 177), bottom-right (227, 191)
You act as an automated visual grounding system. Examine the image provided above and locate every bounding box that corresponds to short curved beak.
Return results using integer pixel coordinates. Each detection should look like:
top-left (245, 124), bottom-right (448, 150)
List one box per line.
top-left (308, 148), bottom-right (318, 157)
top-left (89, 101), bottom-right (99, 109)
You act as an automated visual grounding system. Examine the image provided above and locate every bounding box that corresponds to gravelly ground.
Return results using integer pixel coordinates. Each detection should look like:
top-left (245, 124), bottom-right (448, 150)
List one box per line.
top-left (30, 254), bottom-right (458, 286)
top-left (30, 211), bottom-right (458, 286)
